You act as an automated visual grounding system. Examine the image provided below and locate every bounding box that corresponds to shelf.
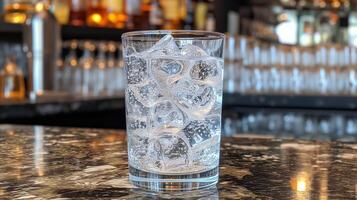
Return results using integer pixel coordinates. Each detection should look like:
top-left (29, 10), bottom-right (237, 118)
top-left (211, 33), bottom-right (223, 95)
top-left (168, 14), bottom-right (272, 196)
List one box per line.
top-left (282, 5), bottom-right (350, 12)
top-left (223, 93), bottom-right (357, 111)
top-left (2, 94), bottom-right (357, 121)
top-left (0, 22), bottom-right (132, 42)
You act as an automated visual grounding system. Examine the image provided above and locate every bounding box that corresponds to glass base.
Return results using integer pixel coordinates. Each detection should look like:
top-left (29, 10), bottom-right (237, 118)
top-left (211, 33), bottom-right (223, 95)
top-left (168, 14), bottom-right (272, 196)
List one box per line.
top-left (129, 165), bottom-right (219, 191)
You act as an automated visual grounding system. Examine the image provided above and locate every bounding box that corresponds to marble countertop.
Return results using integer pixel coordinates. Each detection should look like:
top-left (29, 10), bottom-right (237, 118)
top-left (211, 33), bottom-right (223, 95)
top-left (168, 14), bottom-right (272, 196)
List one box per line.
top-left (0, 125), bottom-right (355, 199)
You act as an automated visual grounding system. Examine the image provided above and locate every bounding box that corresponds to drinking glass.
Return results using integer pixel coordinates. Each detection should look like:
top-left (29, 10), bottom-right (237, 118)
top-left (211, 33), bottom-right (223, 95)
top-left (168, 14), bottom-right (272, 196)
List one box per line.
top-left (122, 30), bottom-right (224, 191)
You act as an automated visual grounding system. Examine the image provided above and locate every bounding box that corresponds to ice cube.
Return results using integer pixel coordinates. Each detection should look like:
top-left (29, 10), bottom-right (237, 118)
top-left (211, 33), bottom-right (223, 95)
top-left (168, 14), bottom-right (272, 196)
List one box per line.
top-left (183, 115), bottom-right (221, 147)
top-left (151, 58), bottom-right (186, 89)
top-left (128, 133), bottom-right (149, 168)
top-left (150, 100), bottom-right (185, 129)
top-left (171, 78), bottom-right (216, 119)
top-left (190, 58), bottom-right (223, 85)
top-left (130, 81), bottom-right (162, 107)
top-left (125, 88), bottom-right (150, 116)
top-left (146, 134), bottom-right (190, 171)
top-left (147, 34), bottom-right (180, 56)
top-left (181, 44), bottom-right (208, 57)
top-left (125, 55), bottom-right (148, 85)
top-left (124, 46), bottom-right (136, 56)
top-left (160, 60), bottom-right (183, 75)
top-left (192, 135), bottom-right (220, 167)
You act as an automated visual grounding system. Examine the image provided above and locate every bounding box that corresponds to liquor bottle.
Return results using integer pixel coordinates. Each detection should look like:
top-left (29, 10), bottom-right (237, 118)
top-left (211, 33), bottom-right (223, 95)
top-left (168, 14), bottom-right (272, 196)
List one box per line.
top-left (139, 0), bottom-right (164, 29)
top-left (139, 0), bottom-right (151, 29)
top-left (126, 0), bottom-right (141, 29)
top-left (69, 0), bottom-right (87, 26)
top-left (87, 0), bottom-right (108, 27)
top-left (205, 0), bottom-right (215, 31)
top-left (149, 0), bottom-right (164, 29)
top-left (3, 0), bottom-right (35, 24)
top-left (0, 58), bottom-right (25, 100)
top-left (105, 0), bottom-right (127, 28)
top-left (194, 0), bottom-right (209, 30)
top-left (52, 0), bottom-right (70, 25)
top-left (160, 0), bottom-right (181, 29)
top-left (181, 0), bottom-right (194, 30)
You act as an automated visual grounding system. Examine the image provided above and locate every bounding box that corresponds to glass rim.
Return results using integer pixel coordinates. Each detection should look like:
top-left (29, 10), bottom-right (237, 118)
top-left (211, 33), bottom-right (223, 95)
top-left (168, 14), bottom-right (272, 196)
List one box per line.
top-left (122, 30), bottom-right (225, 41)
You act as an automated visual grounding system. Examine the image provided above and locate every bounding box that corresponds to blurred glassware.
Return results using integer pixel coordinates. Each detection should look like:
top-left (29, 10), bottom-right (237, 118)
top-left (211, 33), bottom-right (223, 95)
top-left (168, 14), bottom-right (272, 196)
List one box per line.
top-left (224, 34), bottom-right (357, 96)
top-left (79, 41), bottom-right (96, 97)
top-left (94, 41), bottom-right (107, 96)
top-left (0, 58), bottom-right (25, 100)
top-left (222, 111), bottom-right (357, 141)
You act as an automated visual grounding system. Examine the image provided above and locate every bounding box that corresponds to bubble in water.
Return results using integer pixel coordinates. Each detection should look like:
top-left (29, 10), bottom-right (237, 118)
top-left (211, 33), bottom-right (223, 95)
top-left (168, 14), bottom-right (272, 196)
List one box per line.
top-left (181, 44), bottom-right (208, 57)
top-left (171, 78), bottom-right (216, 119)
top-left (147, 35), bottom-right (180, 56)
top-left (190, 59), bottom-right (222, 85)
top-left (125, 56), bottom-right (148, 84)
top-left (130, 81), bottom-right (162, 107)
top-left (150, 100), bottom-right (185, 129)
top-left (146, 134), bottom-right (190, 171)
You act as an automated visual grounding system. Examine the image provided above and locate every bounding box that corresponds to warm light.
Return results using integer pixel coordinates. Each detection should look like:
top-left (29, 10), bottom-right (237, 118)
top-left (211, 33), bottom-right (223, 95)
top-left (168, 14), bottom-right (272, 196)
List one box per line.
top-left (331, 0), bottom-right (341, 8)
top-left (70, 59), bottom-right (77, 67)
top-left (35, 2), bottom-right (46, 12)
top-left (13, 3), bottom-right (20, 9)
top-left (297, 178), bottom-right (307, 192)
top-left (90, 13), bottom-right (102, 24)
top-left (8, 13), bottom-right (27, 24)
top-left (291, 171), bottom-right (311, 192)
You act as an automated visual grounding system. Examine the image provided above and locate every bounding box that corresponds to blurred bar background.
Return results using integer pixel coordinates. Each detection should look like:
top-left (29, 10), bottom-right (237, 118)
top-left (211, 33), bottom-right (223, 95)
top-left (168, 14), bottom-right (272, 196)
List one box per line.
top-left (0, 0), bottom-right (356, 141)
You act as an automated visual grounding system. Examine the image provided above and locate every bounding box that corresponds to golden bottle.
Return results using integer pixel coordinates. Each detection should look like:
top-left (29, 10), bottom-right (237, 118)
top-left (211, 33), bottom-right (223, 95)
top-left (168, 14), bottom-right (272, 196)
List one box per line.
top-left (160, 0), bottom-right (181, 29)
top-left (87, 0), bottom-right (108, 27)
top-left (52, 0), bottom-right (70, 24)
top-left (3, 0), bottom-right (35, 24)
top-left (0, 59), bottom-right (25, 100)
top-left (105, 0), bottom-right (127, 28)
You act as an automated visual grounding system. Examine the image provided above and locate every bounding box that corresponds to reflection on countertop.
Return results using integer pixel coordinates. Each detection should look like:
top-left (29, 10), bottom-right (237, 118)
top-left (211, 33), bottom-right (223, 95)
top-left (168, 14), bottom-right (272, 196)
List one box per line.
top-left (0, 125), bottom-right (355, 199)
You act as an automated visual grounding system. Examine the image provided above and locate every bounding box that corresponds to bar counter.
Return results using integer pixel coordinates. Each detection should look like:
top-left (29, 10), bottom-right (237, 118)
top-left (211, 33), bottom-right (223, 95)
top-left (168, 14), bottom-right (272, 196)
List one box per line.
top-left (0, 125), bottom-right (355, 199)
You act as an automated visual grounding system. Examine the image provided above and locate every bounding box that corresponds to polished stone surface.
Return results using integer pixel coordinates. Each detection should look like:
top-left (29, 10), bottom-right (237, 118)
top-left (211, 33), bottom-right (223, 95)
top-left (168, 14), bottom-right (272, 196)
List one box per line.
top-left (0, 125), bottom-right (355, 199)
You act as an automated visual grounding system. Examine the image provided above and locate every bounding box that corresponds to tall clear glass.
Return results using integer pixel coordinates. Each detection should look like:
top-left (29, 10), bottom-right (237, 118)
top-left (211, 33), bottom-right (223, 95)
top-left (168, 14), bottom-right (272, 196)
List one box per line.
top-left (122, 30), bottom-right (225, 191)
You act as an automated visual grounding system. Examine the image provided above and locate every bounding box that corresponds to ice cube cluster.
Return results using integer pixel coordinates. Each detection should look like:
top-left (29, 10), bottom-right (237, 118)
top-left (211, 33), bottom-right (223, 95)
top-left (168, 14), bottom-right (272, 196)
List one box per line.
top-left (125, 34), bottom-right (223, 174)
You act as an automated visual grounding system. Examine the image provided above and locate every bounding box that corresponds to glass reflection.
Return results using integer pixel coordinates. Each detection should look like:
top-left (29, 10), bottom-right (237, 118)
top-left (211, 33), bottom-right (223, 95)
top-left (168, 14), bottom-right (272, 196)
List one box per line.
top-left (34, 126), bottom-right (45, 176)
top-left (126, 186), bottom-right (219, 199)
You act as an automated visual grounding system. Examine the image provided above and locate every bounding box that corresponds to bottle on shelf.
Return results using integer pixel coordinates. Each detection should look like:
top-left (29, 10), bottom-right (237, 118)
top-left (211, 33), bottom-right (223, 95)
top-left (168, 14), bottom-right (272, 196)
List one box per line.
top-left (51, 0), bottom-right (70, 25)
top-left (140, 0), bottom-right (164, 29)
top-left (205, 0), bottom-right (215, 31)
top-left (69, 0), bottom-right (87, 26)
top-left (181, 0), bottom-right (194, 30)
top-left (87, 0), bottom-right (108, 27)
top-left (125, 0), bottom-right (141, 29)
top-left (194, 0), bottom-right (209, 30)
top-left (149, 0), bottom-right (164, 29)
top-left (105, 0), bottom-right (127, 29)
top-left (138, 0), bottom-right (151, 29)
top-left (0, 58), bottom-right (25, 100)
top-left (160, 0), bottom-right (181, 29)
top-left (3, 0), bottom-right (35, 24)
